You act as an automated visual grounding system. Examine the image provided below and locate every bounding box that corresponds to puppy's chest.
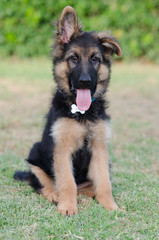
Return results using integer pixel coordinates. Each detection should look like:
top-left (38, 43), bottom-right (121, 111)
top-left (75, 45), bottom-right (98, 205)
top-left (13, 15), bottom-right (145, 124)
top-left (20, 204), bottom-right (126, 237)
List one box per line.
top-left (83, 122), bottom-right (96, 144)
top-left (78, 120), bottom-right (111, 151)
top-left (51, 118), bottom-right (110, 151)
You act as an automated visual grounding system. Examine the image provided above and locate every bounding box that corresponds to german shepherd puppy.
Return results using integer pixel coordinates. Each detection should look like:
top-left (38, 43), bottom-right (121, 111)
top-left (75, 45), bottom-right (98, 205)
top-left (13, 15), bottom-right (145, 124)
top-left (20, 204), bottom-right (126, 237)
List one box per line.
top-left (14, 6), bottom-right (122, 216)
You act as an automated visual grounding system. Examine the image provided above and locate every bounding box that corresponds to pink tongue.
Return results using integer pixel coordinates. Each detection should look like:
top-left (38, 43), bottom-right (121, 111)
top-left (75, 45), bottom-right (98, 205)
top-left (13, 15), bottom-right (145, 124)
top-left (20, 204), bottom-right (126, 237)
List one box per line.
top-left (76, 89), bottom-right (92, 111)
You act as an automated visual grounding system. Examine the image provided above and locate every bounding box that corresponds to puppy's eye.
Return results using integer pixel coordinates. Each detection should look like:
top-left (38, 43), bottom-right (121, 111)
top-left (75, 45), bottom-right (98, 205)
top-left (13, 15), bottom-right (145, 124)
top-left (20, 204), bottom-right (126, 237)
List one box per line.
top-left (91, 56), bottom-right (100, 64)
top-left (69, 55), bottom-right (78, 64)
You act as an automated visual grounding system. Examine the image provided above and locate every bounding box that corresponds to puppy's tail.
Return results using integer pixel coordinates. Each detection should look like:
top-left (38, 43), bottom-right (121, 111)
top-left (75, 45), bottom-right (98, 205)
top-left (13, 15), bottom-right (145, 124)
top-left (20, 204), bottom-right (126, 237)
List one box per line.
top-left (14, 170), bottom-right (31, 182)
top-left (14, 170), bottom-right (42, 193)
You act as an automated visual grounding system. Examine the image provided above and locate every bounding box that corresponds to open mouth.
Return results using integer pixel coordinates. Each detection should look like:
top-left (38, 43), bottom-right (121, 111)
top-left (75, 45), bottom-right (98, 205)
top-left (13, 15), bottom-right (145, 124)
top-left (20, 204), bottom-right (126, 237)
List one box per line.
top-left (76, 89), bottom-right (92, 111)
top-left (69, 80), bottom-right (92, 111)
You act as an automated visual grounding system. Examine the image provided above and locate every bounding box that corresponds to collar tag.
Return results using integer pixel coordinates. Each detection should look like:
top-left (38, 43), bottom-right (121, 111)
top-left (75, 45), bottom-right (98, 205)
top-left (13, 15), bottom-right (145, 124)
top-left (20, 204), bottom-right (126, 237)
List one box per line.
top-left (71, 104), bottom-right (85, 114)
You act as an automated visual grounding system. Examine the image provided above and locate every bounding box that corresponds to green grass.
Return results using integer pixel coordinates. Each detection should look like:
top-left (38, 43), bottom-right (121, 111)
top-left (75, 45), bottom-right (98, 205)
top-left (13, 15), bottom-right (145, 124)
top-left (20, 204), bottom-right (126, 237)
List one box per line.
top-left (0, 59), bottom-right (159, 240)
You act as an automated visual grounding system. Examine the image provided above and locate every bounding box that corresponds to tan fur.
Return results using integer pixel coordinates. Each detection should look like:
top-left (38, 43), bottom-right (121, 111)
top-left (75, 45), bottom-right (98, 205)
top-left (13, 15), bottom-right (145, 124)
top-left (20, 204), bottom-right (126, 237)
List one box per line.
top-left (97, 32), bottom-right (122, 57)
top-left (51, 118), bottom-right (87, 215)
top-left (77, 182), bottom-right (95, 198)
top-left (88, 120), bottom-right (117, 210)
top-left (65, 47), bottom-right (82, 59)
top-left (30, 164), bottom-right (58, 203)
top-left (53, 45), bottom-right (64, 59)
top-left (66, 46), bottom-right (102, 61)
top-left (54, 61), bottom-right (69, 93)
top-left (93, 82), bottom-right (105, 98)
top-left (87, 47), bottom-right (103, 60)
top-left (94, 83), bottom-right (106, 98)
top-left (77, 181), bottom-right (92, 189)
top-left (94, 63), bottom-right (109, 98)
top-left (98, 63), bottom-right (109, 82)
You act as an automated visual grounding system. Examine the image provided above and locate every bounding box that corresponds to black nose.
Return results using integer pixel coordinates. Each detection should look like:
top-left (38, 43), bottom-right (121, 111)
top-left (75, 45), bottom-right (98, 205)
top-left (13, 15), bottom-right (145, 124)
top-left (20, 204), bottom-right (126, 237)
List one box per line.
top-left (79, 73), bottom-right (91, 88)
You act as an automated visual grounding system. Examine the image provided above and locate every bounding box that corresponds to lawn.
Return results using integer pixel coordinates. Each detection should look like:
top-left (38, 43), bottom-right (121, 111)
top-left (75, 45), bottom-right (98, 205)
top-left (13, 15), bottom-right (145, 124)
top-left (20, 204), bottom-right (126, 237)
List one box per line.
top-left (0, 58), bottom-right (159, 240)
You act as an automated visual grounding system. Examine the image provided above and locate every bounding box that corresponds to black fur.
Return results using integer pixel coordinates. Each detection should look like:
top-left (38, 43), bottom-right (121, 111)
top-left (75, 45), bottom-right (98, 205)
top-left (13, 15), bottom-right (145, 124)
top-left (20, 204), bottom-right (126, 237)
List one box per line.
top-left (14, 170), bottom-right (42, 193)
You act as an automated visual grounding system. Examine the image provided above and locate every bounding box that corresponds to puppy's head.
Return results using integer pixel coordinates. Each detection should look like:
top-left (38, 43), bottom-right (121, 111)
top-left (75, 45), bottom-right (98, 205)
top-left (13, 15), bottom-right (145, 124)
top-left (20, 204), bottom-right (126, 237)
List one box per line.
top-left (53, 6), bottom-right (122, 111)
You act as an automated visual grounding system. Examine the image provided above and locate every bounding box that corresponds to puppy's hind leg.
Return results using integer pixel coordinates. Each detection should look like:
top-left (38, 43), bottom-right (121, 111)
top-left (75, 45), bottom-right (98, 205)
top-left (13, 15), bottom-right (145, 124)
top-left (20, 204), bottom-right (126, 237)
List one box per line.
top-left (30, 164), bottom-right (59, 203)
top-left (77, 182), bottom-right (95, 198)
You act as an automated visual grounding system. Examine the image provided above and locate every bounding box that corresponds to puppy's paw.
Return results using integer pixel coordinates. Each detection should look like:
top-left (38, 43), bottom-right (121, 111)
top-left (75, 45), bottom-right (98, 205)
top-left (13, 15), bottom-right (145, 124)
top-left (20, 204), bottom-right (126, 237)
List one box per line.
top-left (104, 201), bottom-right (118, 211)
top-left (58, 202), bottom-right (78, 216)
top-left (96, 195), bottom-right (118, 211)
top-left (41, 187), bottom-right (59, 203)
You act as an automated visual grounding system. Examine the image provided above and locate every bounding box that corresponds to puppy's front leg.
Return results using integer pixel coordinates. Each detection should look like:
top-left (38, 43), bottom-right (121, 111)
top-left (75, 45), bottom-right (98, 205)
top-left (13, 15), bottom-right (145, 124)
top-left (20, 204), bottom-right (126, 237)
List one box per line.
top-left (52, 118), bottom-right (86, 216)
top-left (88, 121), bottom-right (117, 210)
top-left (54, 144), bottom-right (78, 216)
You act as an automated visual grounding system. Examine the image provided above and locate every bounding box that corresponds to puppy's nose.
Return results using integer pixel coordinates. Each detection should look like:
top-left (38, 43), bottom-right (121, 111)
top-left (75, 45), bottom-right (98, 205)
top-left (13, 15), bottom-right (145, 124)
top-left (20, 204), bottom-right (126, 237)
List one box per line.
top-left (79, 73), bottom-right (91, 88)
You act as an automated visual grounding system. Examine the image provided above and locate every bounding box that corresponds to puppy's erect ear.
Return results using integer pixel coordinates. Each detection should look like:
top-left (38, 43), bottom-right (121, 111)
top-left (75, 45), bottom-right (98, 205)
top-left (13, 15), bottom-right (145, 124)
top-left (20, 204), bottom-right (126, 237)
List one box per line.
top-left (58, 6), bottom-right (81, 44)
top-left (98, 33), bottom-right (122, 57)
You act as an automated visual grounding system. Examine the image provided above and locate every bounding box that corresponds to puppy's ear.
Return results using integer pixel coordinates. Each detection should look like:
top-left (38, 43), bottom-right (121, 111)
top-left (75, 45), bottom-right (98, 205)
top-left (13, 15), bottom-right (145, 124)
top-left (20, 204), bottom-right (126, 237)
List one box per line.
top-left (98, 33), bottom-right (122, 57)
top-left (57, 6), bottom-right (81, 44)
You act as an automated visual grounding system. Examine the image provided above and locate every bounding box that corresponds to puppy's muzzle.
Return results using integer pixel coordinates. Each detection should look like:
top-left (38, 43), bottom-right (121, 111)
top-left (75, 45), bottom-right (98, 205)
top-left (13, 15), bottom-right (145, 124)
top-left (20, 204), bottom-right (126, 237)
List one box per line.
top-left (79, 73), bottom-right (91, 89)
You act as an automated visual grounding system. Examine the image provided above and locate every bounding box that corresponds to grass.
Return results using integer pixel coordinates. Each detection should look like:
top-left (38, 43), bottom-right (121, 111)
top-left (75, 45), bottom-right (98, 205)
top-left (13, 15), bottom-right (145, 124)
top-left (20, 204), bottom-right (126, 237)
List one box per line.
top-left (0, 58), bottom-right (159, 240)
